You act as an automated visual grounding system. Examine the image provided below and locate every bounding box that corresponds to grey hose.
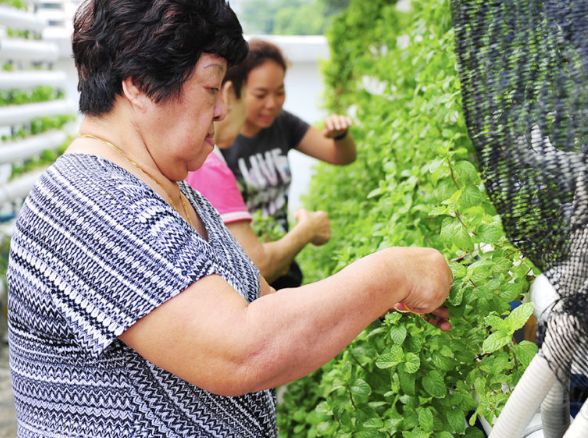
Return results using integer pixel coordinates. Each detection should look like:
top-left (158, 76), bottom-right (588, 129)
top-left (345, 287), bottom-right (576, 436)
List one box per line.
top-left (541, 375), bottom-right (571, 438)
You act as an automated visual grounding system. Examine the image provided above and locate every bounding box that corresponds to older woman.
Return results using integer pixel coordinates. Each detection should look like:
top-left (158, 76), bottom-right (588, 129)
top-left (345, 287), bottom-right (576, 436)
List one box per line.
top-left (7, 0), bottom-right (452, 437)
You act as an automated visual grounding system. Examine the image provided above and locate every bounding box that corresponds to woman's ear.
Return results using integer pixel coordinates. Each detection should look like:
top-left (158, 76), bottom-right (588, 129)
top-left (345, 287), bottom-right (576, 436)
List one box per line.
top-left (221, 81), bottom-right (234, 112)
top-left (122, 77), bottom-right (148, 111)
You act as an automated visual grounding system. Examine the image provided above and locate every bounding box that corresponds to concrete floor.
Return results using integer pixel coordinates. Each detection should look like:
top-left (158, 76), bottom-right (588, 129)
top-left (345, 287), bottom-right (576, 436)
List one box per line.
top-left (0, 309), bottom-right (17, 438)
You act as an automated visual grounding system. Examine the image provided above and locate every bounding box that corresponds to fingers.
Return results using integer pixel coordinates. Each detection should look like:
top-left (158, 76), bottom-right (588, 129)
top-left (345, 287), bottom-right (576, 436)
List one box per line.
top-left (390, 303), bottom-right (451, 331)
top-left (309, 211), bottom-right (330, 245)
top-left (324, 114), bottom-right (353, 136)
top-left (423, 311), bottom-right (451, 332)
top-left (396, 248), bottom-right (453, 313)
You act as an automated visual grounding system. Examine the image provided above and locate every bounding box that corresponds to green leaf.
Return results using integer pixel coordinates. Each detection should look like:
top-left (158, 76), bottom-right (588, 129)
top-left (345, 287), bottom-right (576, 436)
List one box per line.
top-left (477, 222), bottom-right (503, 244)
top-left (376, 352), bottom-right (400, 369)
top-left (351, 379), bottom-right (372, 397)
top-left (482, 331), bottom-right (511, 353)
top-left (364, 418), bottom-right (384, 428)
top-left (398, 368), bottom-right (416, 395)
top-left (403, 352), bottom-right (421, 374)
top-left (505, 302), bottom-right (534, 333)
top-left (500, 282), bottom-right (524, 302)
top-left (453, 160), bottom-right (481, 185)
top-left (418, 408), bottom-right (434, 432)
top-left (422, 371), bottom-right (447, 398)
top-left (446, 407), bottom-right (466, 434)
top-left (390, 324), bottom-right (408, 345)
top-left (459, 184), bottom-right (483, 207)
top-left (440, 217), bottom-right (474, 252)
top-left (448, 262), bottom-right (467, 279)
top-left (512, 341), bottom-right (538, 367)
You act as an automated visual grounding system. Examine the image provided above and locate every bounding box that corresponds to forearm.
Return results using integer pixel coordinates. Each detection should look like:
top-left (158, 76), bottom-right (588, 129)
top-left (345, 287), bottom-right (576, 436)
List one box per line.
top-left (257, 222), bottom-right (315, 282)
top-left (120, 247), bottom-right (450, 397)
top-left (332, 133), bottom-right (357, 165)
top-left (241, 251), bottom-right (399, 392)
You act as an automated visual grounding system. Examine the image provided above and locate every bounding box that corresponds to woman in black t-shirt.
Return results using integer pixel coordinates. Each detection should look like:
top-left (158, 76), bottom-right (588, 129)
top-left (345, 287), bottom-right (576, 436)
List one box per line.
top-left (221, 38), bottom-right (357, 288)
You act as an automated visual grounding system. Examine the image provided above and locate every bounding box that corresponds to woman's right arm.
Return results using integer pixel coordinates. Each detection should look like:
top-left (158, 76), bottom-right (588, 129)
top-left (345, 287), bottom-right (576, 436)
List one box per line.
top-left (226, 208), bottom-right (330, 283)
top-left (118, 246), bottom-right (452, 397)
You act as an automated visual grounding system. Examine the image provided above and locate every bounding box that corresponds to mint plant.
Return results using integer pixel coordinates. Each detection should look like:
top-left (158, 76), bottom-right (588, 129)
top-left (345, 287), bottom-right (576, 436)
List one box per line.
top-left (277, 0), bottom-right (539, 436)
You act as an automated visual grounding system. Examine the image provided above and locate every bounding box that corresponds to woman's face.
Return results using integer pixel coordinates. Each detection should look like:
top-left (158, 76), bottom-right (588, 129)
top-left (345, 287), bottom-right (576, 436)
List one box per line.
top-left (141, 53), bottom-right (227, 180)
top-left (243, 60), bottom-right (286, 134)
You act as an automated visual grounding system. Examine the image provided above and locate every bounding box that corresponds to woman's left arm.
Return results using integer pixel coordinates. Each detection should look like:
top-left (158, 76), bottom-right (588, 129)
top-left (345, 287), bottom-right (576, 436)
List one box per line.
top-left (295, 114), bottom-right (357, 165)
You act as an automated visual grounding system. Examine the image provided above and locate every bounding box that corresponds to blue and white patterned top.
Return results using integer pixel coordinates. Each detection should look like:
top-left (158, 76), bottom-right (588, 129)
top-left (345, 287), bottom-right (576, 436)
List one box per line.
top-left (7, 154), bottom-right (277, 437)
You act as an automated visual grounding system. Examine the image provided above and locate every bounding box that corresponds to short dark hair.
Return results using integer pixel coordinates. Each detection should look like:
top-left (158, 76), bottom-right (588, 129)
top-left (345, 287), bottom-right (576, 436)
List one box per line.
top-left (240, 39), bottom-right (288, 81)
top-left (73, 0), bottom-right (248, 116)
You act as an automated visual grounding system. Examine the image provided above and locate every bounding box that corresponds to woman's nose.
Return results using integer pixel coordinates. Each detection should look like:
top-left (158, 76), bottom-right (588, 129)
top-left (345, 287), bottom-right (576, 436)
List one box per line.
top-left (213, 93), bottom-right (227, 122)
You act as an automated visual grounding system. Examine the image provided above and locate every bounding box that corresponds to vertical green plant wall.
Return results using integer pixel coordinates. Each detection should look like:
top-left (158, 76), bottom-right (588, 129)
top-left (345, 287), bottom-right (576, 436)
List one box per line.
top-left (277, 0), bottom-right (539, 437)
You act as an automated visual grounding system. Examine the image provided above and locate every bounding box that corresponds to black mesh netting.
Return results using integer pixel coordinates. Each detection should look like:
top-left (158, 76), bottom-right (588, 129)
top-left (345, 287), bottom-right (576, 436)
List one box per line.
top-left (450, 0), bottom-right (588, 383)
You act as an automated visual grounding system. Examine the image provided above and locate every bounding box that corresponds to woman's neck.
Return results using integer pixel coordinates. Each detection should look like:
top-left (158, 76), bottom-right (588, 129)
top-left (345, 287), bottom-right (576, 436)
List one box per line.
top-left (240, 120), bottom-right (262, 137)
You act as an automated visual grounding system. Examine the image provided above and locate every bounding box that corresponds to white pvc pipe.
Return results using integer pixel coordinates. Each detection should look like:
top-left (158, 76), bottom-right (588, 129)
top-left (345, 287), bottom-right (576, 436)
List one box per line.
top-left (531, 275), bottom-right (572, 438)
top-left (0, 6), bottom-right (47, 32)
top-left (0, 130), bottom-right (67, 164)
top-left (562, 399), bottom-right (588, 437)
top-left (0, 71), bottom-right (67, 91)
top-left (489, 353), bottom-right (558, 438)
top-left (0, 168), bottom-right (45, 205)
top-left (0, 99), bottom-right (75, 126)
top-left (0, 39), bottom-right (59, 63)
top-left (531, 275), bottom-right (559, 321)
top-left (541, 377), bottom-right (571, 438)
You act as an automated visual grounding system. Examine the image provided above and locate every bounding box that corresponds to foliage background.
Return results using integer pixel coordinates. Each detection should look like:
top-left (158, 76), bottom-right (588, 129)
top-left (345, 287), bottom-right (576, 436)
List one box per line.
top-left (237, 0), bottom-right (350, 35)
top-left (277, 0), bottom-right (539, 436)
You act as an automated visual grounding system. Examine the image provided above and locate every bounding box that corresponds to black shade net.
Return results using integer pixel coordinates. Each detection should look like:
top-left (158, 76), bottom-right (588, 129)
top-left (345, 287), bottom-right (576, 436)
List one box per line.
top-left (450, 0), bottom-right (588, 383)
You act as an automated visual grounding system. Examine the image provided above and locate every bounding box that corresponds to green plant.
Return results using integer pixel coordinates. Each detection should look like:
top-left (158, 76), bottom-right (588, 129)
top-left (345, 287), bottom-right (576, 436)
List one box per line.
top-left (0, 0), bottom-right (27, 10)
top-left (0, 86), bottom-right (64, 107)
top-left (277, 0), bottom-right (539, 436)
top-left (9, 140), bottom-right (69, 180)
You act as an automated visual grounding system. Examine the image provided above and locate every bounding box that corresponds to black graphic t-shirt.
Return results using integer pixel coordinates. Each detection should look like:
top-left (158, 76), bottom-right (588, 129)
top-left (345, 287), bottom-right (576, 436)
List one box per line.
top-left (221, 110), bottom-right (310, 232)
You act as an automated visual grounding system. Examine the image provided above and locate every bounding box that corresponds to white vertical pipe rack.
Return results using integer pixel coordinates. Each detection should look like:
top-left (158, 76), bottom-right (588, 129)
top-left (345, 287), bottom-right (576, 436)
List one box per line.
top-left (0, 1), bottom-right (76, 307)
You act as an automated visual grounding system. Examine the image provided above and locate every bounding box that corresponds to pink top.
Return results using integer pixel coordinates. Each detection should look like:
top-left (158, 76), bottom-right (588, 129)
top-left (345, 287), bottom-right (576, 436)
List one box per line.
top-left (185, 148), bottom-right (252, 224)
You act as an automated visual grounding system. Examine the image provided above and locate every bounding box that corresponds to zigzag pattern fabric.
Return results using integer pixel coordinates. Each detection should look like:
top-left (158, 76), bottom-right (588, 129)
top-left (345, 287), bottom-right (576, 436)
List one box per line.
top-left (7, 154), bottom-right (277, 437)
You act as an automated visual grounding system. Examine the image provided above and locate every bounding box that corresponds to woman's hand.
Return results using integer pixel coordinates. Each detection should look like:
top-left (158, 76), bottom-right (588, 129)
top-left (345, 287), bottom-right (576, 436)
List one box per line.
top-left (294, 209), bottom-right (331, 246)
top-left (393, 303), bottom-right (451, 331)
top-left (323, 114), bottom-right (353, 139)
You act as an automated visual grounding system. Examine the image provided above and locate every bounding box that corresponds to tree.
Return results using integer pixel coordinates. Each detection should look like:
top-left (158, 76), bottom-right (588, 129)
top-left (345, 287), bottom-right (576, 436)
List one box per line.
top-left (239, 0), bottom-right (351, 35)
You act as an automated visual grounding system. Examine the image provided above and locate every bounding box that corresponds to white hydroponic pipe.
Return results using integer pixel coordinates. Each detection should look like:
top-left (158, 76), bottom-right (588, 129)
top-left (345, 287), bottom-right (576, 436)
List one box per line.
top-left (0, 168), bottom-right (45, 205)
top-left (488, 352), bottom-right (558, 438)
top-left (0, 71), bottom-right (67, 91)
top-left (0, 100), bottom-right (75, 127)
top-left (532, 276), bottom-right (571, 438)
top-left (541, 377), bottom-right (571, 438)
top-left (0, 130), bottom-right (67, 164)
top-left (0, 39), bottom-right (59, 63)
top-left (0, 6), bottom-right (47, 32)
top-left (562, 398), bottom-right (588, 437)
top-left (488, 275), bottom-right (579, 438)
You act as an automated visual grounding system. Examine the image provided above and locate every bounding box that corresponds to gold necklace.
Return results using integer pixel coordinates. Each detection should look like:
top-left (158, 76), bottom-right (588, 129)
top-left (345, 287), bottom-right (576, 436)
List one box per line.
top-left (78, 134), bottom-right (194, 228)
